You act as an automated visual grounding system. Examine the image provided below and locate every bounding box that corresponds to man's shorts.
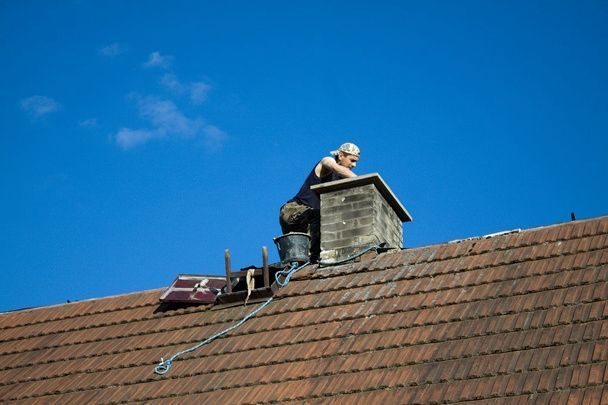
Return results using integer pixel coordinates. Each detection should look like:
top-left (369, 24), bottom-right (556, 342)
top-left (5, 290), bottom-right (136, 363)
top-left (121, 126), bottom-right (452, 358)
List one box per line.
top-left (279, 201), bottom-right (314, 234)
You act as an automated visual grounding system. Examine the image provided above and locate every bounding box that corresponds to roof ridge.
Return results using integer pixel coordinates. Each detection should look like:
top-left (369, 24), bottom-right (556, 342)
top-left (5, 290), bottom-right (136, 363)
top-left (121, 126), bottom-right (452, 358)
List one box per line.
top-left (2, 225), bottom-right (599, 337)
top-left (2, 215), bottom-right (605, 319)
top-left (429, 214), bottom-right (608, 249)
top-left (2, 259), bottom-right (603, 360)
top-left (4, 218), bottom-right (603, 332)
top-left (306, 227), bottom-right (608, 282)
top-left (0, 295), bottom-right (215, 333)
top-left (0, 288), bottom-right (165, 319)
top-left (3, 238), bottom-right (605, 347)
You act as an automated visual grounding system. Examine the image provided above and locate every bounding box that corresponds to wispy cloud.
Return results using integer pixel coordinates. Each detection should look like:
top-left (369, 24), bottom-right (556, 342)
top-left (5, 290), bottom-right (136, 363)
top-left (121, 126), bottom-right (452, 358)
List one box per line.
top-left (114, 95), bottom-right (210, 149)
top-left (79, 118), bottom-right (97, 128)
top-left (143, 52), bottom-right (173, 69)
top-left (160, 73), bottom-right (185, 93)
top-left (112, 51), bottom-right (225, 151)
top-left (190, 82), bottom-right (211, 105)
top-left (135, 95), bottom-right (202, 137)
top-left (115, 128), bottom-right (159, 150)
top-left (202, 124), bottom-right (228, 152)
top-left (98, 43), bottom-right (127, 57)
top-left (160, 74), bottom-right (211, 105)
top-left (20, 95), bottom-right (61, 118)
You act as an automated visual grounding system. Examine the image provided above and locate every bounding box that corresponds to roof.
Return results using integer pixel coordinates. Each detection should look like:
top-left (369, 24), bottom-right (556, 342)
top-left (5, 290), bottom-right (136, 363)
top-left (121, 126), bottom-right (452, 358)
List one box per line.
top-left (1, 215), bottom-right (607, 403)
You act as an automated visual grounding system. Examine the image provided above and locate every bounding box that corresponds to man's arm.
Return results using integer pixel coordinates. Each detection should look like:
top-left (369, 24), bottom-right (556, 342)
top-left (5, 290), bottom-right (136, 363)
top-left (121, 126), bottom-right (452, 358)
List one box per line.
top-left (318, 157), bottom-right (357, 178)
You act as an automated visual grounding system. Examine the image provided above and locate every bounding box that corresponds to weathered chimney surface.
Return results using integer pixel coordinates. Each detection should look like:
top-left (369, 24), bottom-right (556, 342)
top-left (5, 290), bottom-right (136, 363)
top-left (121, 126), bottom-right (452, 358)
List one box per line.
top-left (311, 173), bottom-right (412, 261)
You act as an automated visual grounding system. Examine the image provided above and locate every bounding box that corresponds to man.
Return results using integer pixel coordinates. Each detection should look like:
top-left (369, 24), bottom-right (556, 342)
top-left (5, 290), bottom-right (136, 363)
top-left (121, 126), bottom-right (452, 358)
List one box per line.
top-left (279, 142), bottom-right (360, 262)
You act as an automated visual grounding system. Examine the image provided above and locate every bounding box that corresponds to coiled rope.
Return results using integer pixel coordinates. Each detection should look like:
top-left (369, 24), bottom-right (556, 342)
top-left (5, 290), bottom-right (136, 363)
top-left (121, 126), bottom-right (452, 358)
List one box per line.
top-left (154, 243), bottom-right (381, 375)
top-left (274, 261), bottom-right (306, 288)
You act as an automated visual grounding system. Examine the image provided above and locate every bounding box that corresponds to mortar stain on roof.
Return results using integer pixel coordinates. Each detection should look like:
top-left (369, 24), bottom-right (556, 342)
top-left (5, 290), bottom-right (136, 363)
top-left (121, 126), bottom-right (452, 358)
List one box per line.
top-left (1, 215), bottom-right (607, 403)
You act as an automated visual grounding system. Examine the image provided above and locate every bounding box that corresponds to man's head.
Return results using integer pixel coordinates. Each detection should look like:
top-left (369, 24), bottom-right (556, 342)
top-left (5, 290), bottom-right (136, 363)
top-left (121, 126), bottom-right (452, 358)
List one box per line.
top-left (331, 142), bottom-right (360, 170)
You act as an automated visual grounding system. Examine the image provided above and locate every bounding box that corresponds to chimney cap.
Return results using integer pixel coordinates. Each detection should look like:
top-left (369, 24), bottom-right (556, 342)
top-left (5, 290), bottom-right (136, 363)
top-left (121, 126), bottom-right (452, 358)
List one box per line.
top-left (311, 173), bottom-right (413, 222)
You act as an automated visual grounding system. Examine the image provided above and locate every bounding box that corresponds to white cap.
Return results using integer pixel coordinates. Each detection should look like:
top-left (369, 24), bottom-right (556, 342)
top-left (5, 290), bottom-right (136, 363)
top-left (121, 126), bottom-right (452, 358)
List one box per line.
top-left (330, 142), bottom-right (360, 157)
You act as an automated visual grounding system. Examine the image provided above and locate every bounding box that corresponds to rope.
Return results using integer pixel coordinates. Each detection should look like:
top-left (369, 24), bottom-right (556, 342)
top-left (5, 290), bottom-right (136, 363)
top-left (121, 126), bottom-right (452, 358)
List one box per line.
top-left (154, 261), bottom-right (308, 375)
top-left (154, 296), bottom-right (274, 375)
top-left (275, 261), bottom-right (308, 288)
top-left (318, 244), bottom-right (381, 266)
top-left (153, 243), bottom-right (377, 375)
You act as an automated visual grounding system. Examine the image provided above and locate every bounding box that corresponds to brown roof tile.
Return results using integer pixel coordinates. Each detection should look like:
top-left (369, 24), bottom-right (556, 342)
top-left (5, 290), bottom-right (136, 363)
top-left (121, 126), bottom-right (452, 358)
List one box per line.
top-left (582, 386), bottom-right (604, 404)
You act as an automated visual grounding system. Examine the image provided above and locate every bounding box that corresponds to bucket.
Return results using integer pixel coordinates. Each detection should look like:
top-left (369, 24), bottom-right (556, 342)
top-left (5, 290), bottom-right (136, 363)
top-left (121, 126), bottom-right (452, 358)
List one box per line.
top-left (273, 232), bottom-right (311, 264)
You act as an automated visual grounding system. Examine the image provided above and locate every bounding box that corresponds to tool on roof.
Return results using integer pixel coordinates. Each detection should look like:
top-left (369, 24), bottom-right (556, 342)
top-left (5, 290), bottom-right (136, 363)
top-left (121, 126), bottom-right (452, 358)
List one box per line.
top-left (159, 275), bottom-right (226, 304)
top-left (224, 247), bottom-right (270, 294)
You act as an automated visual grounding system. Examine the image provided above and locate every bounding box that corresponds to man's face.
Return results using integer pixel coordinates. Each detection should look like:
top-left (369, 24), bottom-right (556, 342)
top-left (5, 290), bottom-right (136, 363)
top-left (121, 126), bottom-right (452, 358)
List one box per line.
top-left (337, 152), bottom-right (359, 170)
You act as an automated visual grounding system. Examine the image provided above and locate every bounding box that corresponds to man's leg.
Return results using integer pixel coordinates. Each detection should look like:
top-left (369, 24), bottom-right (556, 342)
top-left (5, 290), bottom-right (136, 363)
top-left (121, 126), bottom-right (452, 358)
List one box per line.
top-left (307, 209), bottom-right (321, 263)
top-left (279, 201), bottom-right (318, 261)
top-left (279, 201), bottom-right (310, 234)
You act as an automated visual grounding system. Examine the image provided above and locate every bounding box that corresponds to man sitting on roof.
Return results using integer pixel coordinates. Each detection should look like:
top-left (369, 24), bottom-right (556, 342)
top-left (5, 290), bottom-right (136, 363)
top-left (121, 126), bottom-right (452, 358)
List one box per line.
top-left (279, 142), bottom-right (360, 262)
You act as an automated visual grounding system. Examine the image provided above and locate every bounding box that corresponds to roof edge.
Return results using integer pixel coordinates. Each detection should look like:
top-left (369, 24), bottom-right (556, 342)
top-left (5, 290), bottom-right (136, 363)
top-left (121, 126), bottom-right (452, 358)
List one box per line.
top-left (4, 214), bottom-right (606, 315)
top-left (1, 286), bottom-right (167, 316)
top-left (410, 214), bottom-right (608, 251)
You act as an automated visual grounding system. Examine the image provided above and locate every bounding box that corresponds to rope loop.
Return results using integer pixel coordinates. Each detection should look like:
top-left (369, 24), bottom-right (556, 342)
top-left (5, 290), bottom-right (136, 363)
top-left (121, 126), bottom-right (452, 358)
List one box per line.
top-left (275, 261), bottom-right (305, 288)
top-left (154, 359), bottom-right (173, 375)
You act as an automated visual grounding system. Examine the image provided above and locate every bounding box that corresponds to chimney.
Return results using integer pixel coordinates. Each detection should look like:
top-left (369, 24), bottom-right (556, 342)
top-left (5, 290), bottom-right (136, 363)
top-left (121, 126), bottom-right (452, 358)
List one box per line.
top-left (311, 173), bottom-right (412, 261)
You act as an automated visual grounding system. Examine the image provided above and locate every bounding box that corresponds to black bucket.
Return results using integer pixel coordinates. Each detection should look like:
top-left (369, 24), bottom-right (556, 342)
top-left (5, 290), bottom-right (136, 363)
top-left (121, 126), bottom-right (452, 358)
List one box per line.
top-left (273, 232), bottom-right (311, 264)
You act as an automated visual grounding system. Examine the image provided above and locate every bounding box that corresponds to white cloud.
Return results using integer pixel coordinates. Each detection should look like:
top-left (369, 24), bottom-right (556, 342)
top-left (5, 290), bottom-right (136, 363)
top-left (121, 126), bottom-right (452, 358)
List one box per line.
top-left (98, 43), bottom-right (126, 57)
top-left (160, 73), bottom-right (185, 94)
top-left (115, 128), bottom-right (159, 150)
top-left (202, 124), bottom-right (228, 152)
top-left (135, 95), bottom-right (202, 137)
top-left (160, 74), bottom-right (211, 105)
top-left (79, 118), bottom-right (97, 128)
top-left (190, 82), bottom-right (211, 105)
top-left (20, 95), bottom-right (61, 117)
top-left (114, 95), bottom-right (214, 149)
top-left (143, 52), bottom-right (173, 69)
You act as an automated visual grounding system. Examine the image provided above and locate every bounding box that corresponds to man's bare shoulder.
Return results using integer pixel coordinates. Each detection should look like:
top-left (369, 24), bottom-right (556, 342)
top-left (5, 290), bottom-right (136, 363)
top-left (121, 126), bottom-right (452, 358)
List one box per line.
top-left (315, 157), bottom-right (335, 177)
top-left (320, 156), bottom-right (337, 167)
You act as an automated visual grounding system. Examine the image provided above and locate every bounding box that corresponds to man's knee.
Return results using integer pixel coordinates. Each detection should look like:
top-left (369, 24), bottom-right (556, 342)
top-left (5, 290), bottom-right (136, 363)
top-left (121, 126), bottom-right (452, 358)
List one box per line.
top-left (279, 201), bottom-right (311, 233)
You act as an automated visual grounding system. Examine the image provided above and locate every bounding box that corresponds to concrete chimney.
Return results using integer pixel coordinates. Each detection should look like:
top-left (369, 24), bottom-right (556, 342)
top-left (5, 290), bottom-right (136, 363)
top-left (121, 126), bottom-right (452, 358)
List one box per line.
top-left (311, 173), bottom-right (412, 261)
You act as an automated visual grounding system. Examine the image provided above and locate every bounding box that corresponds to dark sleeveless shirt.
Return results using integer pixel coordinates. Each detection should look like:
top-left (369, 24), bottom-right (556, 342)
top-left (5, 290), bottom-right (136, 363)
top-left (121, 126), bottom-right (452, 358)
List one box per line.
top-left (289, 161), bottom-right (341, 210)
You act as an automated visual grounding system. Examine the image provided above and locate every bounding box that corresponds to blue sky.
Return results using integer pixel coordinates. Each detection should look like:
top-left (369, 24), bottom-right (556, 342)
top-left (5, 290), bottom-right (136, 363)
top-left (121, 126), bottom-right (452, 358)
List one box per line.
top-left (1, 1), bottom-right (607, 312)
